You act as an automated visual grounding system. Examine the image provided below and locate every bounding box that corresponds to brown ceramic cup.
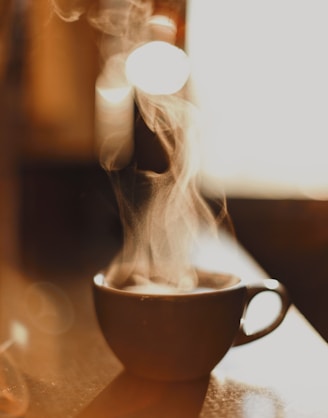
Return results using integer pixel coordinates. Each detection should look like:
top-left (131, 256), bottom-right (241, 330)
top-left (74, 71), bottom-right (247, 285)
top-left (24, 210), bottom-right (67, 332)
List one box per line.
top-left (93, 270), bottom-right (290, 381)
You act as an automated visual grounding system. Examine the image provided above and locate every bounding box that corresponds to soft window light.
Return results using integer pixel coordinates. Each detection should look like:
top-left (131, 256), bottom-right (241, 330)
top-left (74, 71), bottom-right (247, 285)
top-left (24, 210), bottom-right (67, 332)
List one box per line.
top-left (187, 0), bottom-right (328, 199)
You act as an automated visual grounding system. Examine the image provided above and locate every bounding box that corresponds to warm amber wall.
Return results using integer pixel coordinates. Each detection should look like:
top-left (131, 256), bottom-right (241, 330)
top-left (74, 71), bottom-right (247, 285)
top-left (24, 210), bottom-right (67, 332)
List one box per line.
top-left (0, 2), bottom-right (13, 80)
top-left (22, 2), bottom-right (99, 160)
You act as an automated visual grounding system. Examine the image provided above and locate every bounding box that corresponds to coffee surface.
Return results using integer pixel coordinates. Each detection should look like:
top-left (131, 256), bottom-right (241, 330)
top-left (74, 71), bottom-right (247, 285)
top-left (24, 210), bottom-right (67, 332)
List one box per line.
top-left (117, 271), bottom-right (240, 295)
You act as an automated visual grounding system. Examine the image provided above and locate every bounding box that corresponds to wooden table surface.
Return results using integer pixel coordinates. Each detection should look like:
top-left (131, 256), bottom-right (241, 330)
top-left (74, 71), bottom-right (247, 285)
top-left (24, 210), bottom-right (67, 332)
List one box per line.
top-left (1, 233), bottom-right (327, 418)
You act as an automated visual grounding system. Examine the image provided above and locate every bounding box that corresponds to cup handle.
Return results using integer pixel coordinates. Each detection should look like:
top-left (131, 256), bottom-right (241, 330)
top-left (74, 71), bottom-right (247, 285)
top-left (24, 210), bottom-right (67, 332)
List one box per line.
top-left (233, 279), bottom-right (291, 346)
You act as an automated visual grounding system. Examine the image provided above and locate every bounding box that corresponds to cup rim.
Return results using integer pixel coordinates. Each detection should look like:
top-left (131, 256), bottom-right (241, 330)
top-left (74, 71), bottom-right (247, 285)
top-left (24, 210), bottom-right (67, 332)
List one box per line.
top-left (93, 270), bottom-right (243, 299)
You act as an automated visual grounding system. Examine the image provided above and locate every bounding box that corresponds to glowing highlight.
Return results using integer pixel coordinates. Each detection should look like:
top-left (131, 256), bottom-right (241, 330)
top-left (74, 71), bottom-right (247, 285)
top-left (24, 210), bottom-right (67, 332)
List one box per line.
top-left (125, 41), bottom-right (190, 95)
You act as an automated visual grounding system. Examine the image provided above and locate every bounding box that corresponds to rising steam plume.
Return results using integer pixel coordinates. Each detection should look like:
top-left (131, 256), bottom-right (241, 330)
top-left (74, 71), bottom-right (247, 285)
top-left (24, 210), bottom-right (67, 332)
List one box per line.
top-left (52, 0), bottom-right (230, 290)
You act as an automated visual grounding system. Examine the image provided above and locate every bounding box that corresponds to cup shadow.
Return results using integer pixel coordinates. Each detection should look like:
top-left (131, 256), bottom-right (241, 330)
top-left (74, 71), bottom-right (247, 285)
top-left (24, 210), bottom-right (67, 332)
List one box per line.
top-left (78, 371), bottom-right (210, 418)
top-left (78, 371), bottom-right (285, 418)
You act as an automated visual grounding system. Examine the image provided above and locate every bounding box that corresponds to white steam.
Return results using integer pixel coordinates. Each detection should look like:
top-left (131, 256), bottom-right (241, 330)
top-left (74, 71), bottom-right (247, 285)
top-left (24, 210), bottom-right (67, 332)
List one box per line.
top-left (106, 89), bottom-right (222, 290)
top-left (52, 0), bottom-right (229, 290)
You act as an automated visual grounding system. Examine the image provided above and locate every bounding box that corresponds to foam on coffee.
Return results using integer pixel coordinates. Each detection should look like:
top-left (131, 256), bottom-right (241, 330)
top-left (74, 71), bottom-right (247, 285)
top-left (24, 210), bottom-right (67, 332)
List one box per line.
top-left (110, 269), bottom-right (240, 295)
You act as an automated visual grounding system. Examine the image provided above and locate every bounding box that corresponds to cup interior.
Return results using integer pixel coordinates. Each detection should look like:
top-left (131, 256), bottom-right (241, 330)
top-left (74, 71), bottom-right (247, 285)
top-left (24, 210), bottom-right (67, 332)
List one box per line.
top-left (94, 269), bottom-right (241, 296)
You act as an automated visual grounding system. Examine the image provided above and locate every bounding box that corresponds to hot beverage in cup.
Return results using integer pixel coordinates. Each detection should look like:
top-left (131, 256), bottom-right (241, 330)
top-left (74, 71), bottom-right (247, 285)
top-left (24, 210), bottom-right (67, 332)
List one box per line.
top-left (93, 269), bottom-right (290, 382)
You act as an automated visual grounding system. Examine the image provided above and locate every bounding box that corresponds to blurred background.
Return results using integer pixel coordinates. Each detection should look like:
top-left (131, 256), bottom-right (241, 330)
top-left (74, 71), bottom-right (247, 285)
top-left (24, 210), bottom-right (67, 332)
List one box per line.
top-left (1, 0), bottom-right (327, 341)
